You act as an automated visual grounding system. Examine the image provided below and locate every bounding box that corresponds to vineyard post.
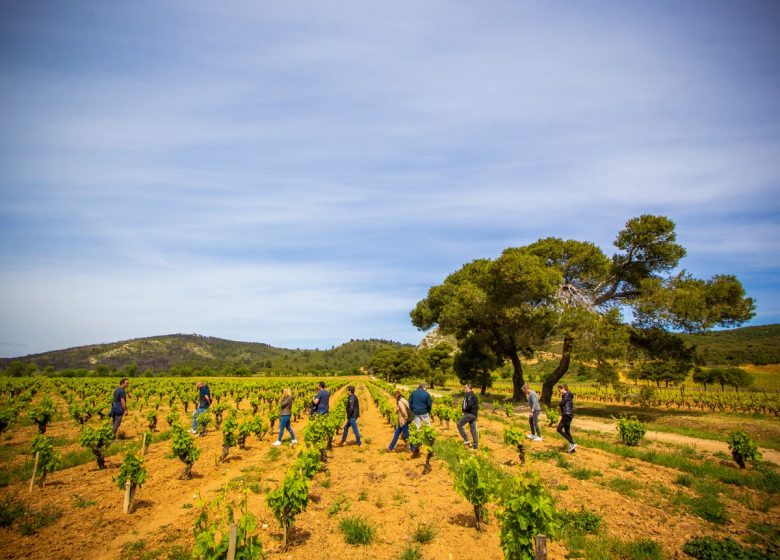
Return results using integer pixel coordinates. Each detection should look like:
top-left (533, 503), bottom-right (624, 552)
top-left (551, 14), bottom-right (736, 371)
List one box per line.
top-left (534, 535), bottom-right (547, 560)
top-left (226, 523), bottom-right (237, 560)
top-left (142, 433), bottom-right (148, 455)
top-left (29, 451), bottom-right (40, 492)
top-left (123, 480), bottom-right (132, 514)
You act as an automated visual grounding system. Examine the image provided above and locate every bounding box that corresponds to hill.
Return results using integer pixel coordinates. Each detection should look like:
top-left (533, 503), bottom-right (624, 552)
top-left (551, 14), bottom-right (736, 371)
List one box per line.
top-left (682, 323), bottom-right (780, 366)
top-left (0, 334), bottom-right (411, 375)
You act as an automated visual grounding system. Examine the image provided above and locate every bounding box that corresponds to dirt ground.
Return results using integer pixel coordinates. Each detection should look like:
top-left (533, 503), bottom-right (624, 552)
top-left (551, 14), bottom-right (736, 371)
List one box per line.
top-left (0, 383), bottom-right (777, 560)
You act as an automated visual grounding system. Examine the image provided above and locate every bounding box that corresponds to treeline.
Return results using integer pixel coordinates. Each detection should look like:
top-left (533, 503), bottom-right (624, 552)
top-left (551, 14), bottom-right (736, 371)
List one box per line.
top-left (0, 335), bottom-right (411, 377)
top-left (682, 324), bottom-right (780, 365)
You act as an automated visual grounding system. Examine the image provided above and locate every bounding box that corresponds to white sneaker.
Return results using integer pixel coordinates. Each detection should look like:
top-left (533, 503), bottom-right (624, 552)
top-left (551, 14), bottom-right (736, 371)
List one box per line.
top-left (291, 439), bottom-right (298, 445)
top-left (463, 440), bottom-right (471, 447)
top-left (189, 429), bottom-right (197, 434)
top-left (568, 443), bottom-right (577, 453)
top-left (272, 440), bottom-right (281, 446)
top-left (526, 434), bottom-right (535, 440)
top-left (533, 436), bottom-right (543, 442)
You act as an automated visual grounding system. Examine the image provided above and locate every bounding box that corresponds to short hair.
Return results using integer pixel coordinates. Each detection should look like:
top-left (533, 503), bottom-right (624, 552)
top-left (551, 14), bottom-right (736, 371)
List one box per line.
top-left (318, 381), bottom-right (326, 389)
top-left (418, 383), bottom-right (427, 389)
top-left (282, 388), bottom-right (291, 397)
top-left (558, 384), bottom-right (569, 391)
top-left (119, 378), bottom-right (128, 386)
top-left (464, 383), bottom-right (472, 389)
top-left (347, 385), bottom-right (355, 393)
top-left (521, 384), bottom-right (529, 391)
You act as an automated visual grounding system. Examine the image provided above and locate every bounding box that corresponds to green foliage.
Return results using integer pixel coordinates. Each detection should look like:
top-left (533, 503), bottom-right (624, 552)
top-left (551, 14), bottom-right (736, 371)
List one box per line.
top-left (559, 506), bottom-right (602, 534)
top-left (682, 536), bottom-right (776, 560)
top-left (503, 426), bottom-right (525, 447)
top-left (338, 515), bottom-right (376, 545)
top-left (616, 415), bottom-right (647, 446)
top-left (544, 407), bottom-right (559, 426)
top-left (408, 423), bottom-right (437, 451)
top-left (193, 491), bottom-right (262, 560)
top-left (454, 455), bottom-right (495, 530)
top-left (398, 546), bottom-right (423, 560)
top-left (291, 449), bottom-right (322, 479)
top-left (266, 473), bottom-right (309, 547)
top-left (170, 424), bottom-right (200, 478)
top-left (116, 452), bottom-right (148, 490)
top-left (497, 473), bottom-right (557, 560)
top-left (727, 430), bottom-right (761, 469)
top-left (78, 423), bottom-right (114, 469)
top-left (30, 434), bottom-right (61, 483)
top-left (28, 397), bottom-right (56, 433)
top-left (221, 412), bottom-right (238, 450)
top-left (681, 324), bottom-right (780, 366)
top-left (367, 347), bottom-right (431, 383)
top-left (195, 411), bottom-right (211, 435)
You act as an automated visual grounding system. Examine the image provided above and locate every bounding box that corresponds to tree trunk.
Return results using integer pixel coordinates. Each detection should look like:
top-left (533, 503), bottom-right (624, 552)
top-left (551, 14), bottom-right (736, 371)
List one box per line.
top-left (541, 337), bottom-right (573, 406)
top-left (480, 383), bottom-right (487, 395)
top-left (510, 352), bottom-right (525, 402)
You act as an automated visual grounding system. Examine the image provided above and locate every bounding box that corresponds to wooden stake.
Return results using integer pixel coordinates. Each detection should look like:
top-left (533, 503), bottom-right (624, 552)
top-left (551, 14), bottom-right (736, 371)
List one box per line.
top-left (226, 523), bottom-right (238, 560)
top-left (534, 535), bottom-right (547, 560)
top-left (123, 480), bottom-right (132, 514)
top-left (29, 452), bottom-right (40, 492)
top-left (142, 433), bottom-right (148, 455)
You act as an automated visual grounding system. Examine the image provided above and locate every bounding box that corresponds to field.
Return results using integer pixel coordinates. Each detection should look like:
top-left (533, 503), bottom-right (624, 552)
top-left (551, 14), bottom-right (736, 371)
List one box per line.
top-left (0, 376), bottom-right (778, 560)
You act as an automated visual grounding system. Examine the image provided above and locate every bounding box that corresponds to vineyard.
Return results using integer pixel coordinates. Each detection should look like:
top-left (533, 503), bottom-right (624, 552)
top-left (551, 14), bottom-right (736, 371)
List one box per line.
top-left (0, 376), bottom-right (778, 559)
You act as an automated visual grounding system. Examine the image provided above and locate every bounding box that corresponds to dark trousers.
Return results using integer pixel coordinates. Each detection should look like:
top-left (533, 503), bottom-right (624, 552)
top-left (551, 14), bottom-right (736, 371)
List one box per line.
top-left (111, 413), bottom-right (124, 436)
top-left (557, 415), bottom-right (574, 444)
top-left (457, 413), bottom-right (478, 447)
top-left (529, 410), bottom-right (541, 437)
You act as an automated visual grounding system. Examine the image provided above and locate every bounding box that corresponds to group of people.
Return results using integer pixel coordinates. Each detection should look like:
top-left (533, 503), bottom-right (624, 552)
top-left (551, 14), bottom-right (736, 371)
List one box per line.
top-left (108, 378), bottom-right (576, 453)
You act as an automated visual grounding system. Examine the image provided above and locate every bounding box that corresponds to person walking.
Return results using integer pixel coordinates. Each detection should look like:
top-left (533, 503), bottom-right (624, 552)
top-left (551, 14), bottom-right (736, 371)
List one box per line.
top-left (557, 384), bottom-right (577, 453)
top-left (387, 389), bottom-right (414, 452)
top-left (522, 384), bottom-right (542, 441)
top-left (457, 383), bottom-right (479, 449)
top-left (340, 386), bottom-right (362, 447)
top-left (190, 381), bottom-right (212, 434)
top-left (311, 381), bottom-right (330, 415)
top-left (408, 383), bottom-right (433, 428)
top-left (110, 378), bottom-right (129, 437)
top-left (273, 388), bottom-right (297, 446)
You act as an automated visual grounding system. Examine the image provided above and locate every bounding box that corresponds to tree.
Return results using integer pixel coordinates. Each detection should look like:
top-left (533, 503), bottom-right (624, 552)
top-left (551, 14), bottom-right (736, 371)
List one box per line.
top-left (412, 215), bottom-right (755, 405)
top-left (367, 347), bottom-right (430, 383)
top-left (419, 342), bottom-right (454, 389)
top-left (452, 332), bottom-right (502, 394)
top-left (412, 253), bottom-right (561, 401)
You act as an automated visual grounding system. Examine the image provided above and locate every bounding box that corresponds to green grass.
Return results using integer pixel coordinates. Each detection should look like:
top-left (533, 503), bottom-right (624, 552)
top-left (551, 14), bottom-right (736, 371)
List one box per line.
top-left (339, 516), bottom-right (376, 545)
top-left (411, 522), bottom-right (437, 544)
top-left (327, 495), bottom-right (352, 517)
top-left (398, 546), bottom-right (423, 560)
top-left (570, 466), bottom-right (602, 480)
top-left (606, 476), bottom-right (642, 497)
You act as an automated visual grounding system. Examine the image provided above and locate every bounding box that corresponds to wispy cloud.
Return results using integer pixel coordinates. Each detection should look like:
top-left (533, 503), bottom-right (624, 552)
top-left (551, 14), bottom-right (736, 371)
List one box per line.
top-left (1, 1), bottom-right (779, 356)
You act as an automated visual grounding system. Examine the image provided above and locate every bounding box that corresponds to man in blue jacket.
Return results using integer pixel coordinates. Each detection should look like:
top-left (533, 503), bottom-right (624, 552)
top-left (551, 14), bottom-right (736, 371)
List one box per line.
top-left (408, 383), bottom-right (433, 428)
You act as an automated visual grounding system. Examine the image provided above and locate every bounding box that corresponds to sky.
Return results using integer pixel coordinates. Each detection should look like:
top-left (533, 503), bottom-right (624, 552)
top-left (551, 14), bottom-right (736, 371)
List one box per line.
top-left (1, 1), bottom-right (779, 358)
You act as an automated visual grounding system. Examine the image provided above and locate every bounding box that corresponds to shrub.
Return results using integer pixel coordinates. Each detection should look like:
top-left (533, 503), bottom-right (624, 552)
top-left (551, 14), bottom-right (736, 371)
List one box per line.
top-left (28, 397), bottom-right (56, 434)
top-left (79, 423), bottom-right (114, 469)
top-left (559, 507), bottom-right (602, 534)
top-left (727, 430), bottom-right (761, 469)
top-left (266, 473), bottom-right (309, 549)
top-left (455, 455), bottom-right (495, 530)
top-left (497, 473), bottom-right (557, 560)
top-left (682, 536), bottom-right (774, 560)
top-left (616, 415), bottom-right (646, 446)
top-left (544, 408), bottom-right (559, 426)
top-left (411, 522), bottom-right (437, 544)
top-left (170, 424), bottom-right (200, 479)
top-left (31, 434), bottom-right (61, 486)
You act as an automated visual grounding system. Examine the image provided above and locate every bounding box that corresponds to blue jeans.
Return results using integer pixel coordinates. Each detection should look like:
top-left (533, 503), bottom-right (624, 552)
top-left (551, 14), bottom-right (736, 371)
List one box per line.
top-left (388, 423), bottom-right (414, 451)
top-left (341, 417), bottom-right (362, 445)
top-left (192, 406), bottom-right (208, 431)
top-left (277, 415), bottom-right (295, 441)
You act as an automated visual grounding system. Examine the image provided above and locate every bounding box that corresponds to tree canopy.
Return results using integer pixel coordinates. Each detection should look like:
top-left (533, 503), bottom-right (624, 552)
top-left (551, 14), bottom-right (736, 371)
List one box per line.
top-left (411, 215), bottom-right (755, 403)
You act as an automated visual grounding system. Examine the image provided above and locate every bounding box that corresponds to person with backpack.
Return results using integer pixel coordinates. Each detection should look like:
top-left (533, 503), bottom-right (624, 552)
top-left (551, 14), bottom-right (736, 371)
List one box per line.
top-left (190, 381), bottom-right (211, 434)
top-left (522, 384), bottom-right (542, 441)
top-left (388, 389), bottom-right (415, 452)
top-left (109, 378), bottom-right (129, 437)
top-left (457, 383), bottom-right (479, 449)
top-left (557, 384), bottom-right (577, 453)
top-left (408, 383), bottom-right (433, 427)
top-left (340, 386), bottom-right (362, 447)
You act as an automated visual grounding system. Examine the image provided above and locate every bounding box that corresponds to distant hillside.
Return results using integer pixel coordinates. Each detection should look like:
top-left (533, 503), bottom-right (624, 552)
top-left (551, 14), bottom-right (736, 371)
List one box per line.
top-left (0, 334), bottom-right (411, 375)
top-left (682, 324), bottom-right (780, 365)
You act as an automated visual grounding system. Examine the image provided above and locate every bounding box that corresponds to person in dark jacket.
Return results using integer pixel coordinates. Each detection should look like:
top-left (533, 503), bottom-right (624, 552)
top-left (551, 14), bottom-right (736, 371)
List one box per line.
top-left (408, 383), bottom-right (433, 428)
top-left (556, 384), bottom-right (577, 453)
top-left (273, 388), bottom-right (297, 446)
top-left (110, 378), bottom-right (129, 437)
top-left (456, 384), bottom-right (479, 449)
top-left (340, 386), bottom-right (362, 447)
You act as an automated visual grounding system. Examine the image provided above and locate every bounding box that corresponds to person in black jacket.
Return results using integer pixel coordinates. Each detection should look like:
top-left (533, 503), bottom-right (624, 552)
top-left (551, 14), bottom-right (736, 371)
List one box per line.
top-left (457, 384), bottom-right (479, 449)
top-left (340, 386), bottom-right (362, 447)
top-left (556, 384), bottom-right (577, 453)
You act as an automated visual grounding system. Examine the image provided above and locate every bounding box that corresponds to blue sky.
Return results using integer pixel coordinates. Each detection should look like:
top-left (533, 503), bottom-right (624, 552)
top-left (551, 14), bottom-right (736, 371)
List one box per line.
top-left (1, 1), bottom-right (779, 357)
